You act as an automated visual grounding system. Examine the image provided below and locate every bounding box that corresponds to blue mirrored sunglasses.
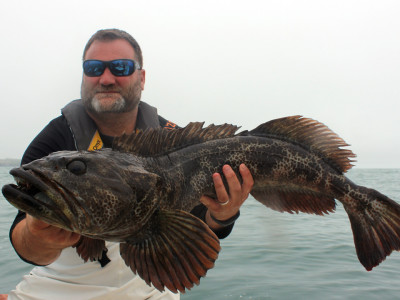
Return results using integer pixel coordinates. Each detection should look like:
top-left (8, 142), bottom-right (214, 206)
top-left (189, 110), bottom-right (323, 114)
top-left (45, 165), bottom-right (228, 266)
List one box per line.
top-left (82, 59), bottom-right (141, 77)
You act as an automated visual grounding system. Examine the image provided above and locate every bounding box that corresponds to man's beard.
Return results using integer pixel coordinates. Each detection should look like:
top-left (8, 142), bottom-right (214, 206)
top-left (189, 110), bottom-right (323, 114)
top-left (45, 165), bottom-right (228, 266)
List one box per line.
top-left (81, 80), bottom-right (142, 114)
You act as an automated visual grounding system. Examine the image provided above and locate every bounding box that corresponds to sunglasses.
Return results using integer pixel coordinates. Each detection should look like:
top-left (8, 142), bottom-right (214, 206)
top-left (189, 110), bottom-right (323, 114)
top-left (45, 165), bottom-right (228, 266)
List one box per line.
top-left (83, 59), bottom-right (141, 77)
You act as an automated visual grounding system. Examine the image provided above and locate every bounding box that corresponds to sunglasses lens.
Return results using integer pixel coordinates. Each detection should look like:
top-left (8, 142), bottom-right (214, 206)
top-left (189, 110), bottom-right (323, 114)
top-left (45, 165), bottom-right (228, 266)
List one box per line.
top-left (83, 60), bottom-right (106, 77)
top-left (109, 60), bottom-right (135, 76)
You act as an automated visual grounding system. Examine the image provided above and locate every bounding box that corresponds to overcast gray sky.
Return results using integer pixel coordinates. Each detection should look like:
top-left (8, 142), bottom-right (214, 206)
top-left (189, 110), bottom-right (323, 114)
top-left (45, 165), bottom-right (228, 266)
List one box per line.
top-left (1, 0), bottom-right (399, 168)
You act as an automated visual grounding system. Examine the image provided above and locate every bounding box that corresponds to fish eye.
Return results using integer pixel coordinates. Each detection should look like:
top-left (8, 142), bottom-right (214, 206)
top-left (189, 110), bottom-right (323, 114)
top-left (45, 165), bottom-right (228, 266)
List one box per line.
top-left (67, 160), bottom-right (87, 175)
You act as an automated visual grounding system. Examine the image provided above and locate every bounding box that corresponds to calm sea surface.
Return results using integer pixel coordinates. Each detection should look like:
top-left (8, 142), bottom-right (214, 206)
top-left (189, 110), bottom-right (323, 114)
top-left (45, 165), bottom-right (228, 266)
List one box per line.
top-left (0, 166), bottom-right (399, 299)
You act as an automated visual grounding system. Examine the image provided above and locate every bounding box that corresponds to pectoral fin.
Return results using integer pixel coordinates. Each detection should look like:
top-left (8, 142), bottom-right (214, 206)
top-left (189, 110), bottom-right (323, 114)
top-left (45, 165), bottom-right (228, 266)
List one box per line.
top-left (73, 236), bottom-right (107, 262)
top-left (120, 210), bottom-right (221, 293)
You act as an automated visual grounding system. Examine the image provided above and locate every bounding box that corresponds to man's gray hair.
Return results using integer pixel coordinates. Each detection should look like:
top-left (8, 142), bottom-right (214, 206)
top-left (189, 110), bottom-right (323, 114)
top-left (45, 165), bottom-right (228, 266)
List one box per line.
top-left (83, 29), bottom-right (143, 67)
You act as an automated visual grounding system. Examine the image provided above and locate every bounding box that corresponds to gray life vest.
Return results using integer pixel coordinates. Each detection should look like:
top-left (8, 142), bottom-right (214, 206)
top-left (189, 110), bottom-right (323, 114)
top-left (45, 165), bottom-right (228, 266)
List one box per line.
top-left (61, 99), bottom-right (160, 151)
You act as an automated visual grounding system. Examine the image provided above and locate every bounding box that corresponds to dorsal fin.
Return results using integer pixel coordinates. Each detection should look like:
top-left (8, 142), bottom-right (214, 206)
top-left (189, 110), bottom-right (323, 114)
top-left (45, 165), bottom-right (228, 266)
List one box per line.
top-left (113, 122), bottom-right (240, 156)
top-left (114, 116), bottom-right (355, 172)
top-left (247, 115), bottom-right (356, 173)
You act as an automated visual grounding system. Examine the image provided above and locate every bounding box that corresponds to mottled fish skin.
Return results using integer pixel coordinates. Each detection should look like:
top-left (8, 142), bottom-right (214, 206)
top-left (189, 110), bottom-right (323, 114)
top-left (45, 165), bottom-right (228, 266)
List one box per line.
top-left (2, 116), bottom-right (400, 293)
top-left (157, 137), bottom-right (339, 211)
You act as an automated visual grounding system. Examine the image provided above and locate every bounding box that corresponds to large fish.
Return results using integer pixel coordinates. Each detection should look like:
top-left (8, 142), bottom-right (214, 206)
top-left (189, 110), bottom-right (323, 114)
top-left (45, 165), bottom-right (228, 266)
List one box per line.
top-left (2, 116), bottom-right (400, 293)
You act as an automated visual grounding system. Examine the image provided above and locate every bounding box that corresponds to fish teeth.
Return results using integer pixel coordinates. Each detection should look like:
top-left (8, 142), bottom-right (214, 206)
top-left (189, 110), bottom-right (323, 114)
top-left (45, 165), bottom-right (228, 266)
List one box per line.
top-left (15, 177), bottom-right (26, 186)
top-left (14, 177), bottom-right (38, 194)
top-left (14, 177), bottom-right (30, 191)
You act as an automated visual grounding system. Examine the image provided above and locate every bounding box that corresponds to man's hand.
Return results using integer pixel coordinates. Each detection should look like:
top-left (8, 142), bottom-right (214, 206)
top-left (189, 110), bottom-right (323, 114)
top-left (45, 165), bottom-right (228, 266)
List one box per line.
top-left (12, 214), bottom-right (81, 265)
top-left (200, 163), bottom-right (254, 230)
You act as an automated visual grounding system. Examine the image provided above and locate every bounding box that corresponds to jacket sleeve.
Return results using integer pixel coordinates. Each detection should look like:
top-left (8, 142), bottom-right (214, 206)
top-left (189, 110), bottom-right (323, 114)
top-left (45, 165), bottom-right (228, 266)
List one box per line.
top-left (21, 116), bottom-right (76, 165)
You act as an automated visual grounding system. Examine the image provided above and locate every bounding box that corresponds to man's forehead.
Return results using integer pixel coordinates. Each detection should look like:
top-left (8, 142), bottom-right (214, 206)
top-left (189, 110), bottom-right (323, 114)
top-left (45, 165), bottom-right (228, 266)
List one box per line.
top-left (84, 39), bottom-right (136, 60)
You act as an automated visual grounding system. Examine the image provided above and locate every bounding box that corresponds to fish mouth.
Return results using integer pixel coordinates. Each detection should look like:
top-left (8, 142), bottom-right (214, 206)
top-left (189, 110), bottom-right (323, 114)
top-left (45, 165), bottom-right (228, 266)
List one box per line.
top-left (2, 167), bottom-right (83, 232)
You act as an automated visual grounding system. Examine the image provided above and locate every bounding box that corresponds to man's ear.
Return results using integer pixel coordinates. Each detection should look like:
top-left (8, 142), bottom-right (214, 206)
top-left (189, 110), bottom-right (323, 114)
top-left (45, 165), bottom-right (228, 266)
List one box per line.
top-left (140, 69), bottom-right (146, 90)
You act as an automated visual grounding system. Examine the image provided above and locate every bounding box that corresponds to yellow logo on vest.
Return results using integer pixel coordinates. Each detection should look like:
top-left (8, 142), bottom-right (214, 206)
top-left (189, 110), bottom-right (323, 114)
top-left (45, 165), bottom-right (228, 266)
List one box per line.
top-left (88, 130), bottom-right (103, 151)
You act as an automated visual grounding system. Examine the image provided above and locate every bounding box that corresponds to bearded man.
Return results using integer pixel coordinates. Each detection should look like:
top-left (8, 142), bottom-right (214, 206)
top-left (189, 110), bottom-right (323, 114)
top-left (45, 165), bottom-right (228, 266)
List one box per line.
top-left (6, 29), bottom-right (254, 300)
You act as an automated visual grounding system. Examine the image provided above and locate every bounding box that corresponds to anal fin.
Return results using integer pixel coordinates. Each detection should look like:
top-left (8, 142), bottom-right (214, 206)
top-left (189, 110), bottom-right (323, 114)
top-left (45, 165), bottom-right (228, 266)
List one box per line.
top-left (251, 188), bottom-right (336, 215)
top-left (120, 210), bottom-right (221, 293)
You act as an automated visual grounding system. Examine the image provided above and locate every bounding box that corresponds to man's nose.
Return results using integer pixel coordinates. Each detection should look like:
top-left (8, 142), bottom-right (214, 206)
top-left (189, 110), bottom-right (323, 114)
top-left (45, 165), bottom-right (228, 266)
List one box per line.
top-left (99, 68), bottom-right (116, 85)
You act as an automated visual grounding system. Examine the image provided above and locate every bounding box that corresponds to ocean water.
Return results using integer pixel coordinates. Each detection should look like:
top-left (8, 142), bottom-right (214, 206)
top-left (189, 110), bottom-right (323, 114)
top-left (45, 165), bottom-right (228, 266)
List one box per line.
top-left (0, 166), bottom-right (399, 299)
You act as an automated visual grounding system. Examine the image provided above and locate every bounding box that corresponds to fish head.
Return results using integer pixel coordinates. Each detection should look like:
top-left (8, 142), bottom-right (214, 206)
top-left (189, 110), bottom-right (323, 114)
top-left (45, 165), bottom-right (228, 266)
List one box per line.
top-left (2, 149), bottom-right (162, 239)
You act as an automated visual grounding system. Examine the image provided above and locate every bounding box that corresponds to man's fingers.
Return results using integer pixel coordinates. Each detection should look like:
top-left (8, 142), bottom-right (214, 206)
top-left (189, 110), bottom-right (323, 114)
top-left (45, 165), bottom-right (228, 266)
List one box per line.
top-left (208, 164), bottom-right (254, 206)
top-left (239, 163), bottom-right (254, 199)
top-left (212, 172), bottom-right (230, 205)
top-left (223, 165), bottom-right (242, 199)
top-left (200, 195), bottom-right (218, 210)
top-left (26, 214), bottom-right (81, 248)
top-left (201, 164), bottom-right (254, 229)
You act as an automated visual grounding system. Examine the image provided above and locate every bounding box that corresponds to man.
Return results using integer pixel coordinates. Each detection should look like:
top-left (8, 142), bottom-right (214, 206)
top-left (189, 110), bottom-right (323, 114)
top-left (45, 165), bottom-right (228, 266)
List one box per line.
top-left (7, 29), bottom-right (254, 299)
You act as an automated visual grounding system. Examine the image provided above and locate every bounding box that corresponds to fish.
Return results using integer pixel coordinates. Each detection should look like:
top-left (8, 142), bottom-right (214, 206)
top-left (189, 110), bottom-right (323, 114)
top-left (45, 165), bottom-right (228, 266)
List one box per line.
top-left (2, 115), bottom-right (400, 293)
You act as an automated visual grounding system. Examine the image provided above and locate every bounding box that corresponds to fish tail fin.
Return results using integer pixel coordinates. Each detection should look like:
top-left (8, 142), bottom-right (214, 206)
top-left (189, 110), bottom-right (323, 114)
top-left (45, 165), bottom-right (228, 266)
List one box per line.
top-left (342, 186), bottom-right (400, 270)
